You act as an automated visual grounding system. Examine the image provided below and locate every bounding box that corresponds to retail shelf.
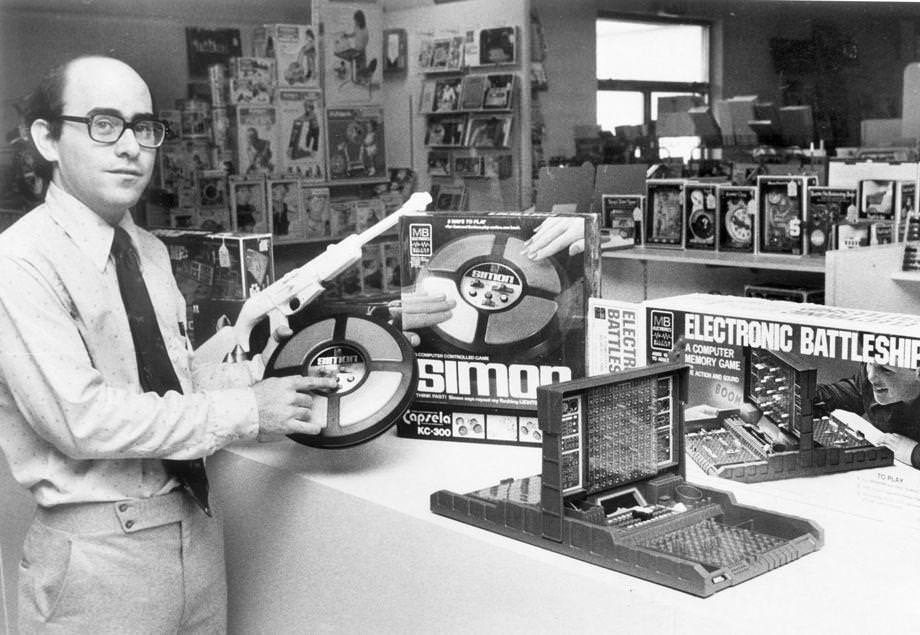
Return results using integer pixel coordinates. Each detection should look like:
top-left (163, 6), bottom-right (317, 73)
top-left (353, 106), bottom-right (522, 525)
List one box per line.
top-left (601, 246), bottom-right (826, 273)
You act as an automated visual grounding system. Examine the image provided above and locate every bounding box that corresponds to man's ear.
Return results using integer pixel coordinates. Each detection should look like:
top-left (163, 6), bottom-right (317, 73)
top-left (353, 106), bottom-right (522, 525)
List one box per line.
top-left (30, 119), bottom-right (60, 164)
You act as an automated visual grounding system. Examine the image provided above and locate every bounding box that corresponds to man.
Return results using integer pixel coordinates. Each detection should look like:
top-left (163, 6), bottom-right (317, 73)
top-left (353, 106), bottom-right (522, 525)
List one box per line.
top-left (815, 361), bottom-right (920, 469)
top-left (0, 55), bottom-right (337, 632)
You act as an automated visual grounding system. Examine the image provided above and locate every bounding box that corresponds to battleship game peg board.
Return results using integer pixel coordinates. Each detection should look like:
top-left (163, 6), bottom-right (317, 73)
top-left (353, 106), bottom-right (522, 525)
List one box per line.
top-left (431, 363), bottom-right (823, 597)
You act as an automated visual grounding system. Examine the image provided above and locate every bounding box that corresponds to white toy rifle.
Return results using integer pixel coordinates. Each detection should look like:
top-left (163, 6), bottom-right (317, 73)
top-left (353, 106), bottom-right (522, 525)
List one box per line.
top-left (195, 191), bottom-right (431, 363)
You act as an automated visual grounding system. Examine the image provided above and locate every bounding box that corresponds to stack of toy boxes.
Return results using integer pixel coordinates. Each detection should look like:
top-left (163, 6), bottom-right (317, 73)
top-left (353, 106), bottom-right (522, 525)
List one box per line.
top-left (152, 229), bottom-right (274, 348)
top-left (397, 211), bottom-right (601, 445)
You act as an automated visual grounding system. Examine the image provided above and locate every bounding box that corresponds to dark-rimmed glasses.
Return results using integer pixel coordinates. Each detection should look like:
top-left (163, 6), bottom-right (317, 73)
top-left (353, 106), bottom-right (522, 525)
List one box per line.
top-left (57, 113), bottom-right (167, 148)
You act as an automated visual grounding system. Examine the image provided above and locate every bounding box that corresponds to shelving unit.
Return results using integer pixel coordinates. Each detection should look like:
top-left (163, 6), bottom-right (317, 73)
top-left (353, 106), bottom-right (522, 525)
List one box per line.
top-left (603, 246), bottom-right (826, 272)
top-left (602, 246), bottom-right (826, 302)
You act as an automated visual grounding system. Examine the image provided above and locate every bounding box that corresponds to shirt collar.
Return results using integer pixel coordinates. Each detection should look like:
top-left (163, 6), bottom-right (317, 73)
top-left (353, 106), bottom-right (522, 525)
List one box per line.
top-left (44, 182), bottom-right (139, 272)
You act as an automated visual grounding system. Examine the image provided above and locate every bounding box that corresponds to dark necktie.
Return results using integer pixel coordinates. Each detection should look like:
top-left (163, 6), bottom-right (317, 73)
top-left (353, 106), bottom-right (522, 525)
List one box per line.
top-left (111, 226), bottom-right (211, 516)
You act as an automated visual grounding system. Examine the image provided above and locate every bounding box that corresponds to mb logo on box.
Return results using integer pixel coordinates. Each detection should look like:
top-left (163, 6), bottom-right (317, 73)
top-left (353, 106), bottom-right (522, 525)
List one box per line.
top-left (650, 309), bottom-right (674, 352)
top-left (408, 223), bottom-right (432, 267)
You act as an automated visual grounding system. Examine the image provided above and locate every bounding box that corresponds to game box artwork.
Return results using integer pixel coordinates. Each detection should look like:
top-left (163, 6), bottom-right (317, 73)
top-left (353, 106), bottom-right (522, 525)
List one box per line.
top-left (398, 211), bottom-right (601, 445)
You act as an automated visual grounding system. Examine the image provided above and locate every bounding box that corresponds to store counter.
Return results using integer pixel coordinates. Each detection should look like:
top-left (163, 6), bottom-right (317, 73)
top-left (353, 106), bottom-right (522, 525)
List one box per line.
top-left (210, 431), bottom-right (920, 634)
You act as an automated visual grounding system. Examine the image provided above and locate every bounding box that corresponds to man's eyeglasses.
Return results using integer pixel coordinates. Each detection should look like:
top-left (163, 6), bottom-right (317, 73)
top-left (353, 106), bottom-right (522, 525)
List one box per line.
top-left (57, 113), bottom-right (167, 148)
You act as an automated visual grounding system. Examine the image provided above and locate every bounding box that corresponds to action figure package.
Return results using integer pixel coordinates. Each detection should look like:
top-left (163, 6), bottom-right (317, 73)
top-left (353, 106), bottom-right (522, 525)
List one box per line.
top-left (267, 178), bottom-right (305, 243)
top-left (397, 211), bottom-right (601, 445)
top-left (644, 293), bottom-right (916, 482)
top-left (275, 89), bottom-right (325, 180)
top-left (236, 106), bottom-right (279, 178)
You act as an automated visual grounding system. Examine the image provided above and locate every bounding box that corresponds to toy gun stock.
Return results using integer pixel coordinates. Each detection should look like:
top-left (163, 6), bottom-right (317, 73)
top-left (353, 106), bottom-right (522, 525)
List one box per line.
top-left (224, 191), bottom-right (431, 360)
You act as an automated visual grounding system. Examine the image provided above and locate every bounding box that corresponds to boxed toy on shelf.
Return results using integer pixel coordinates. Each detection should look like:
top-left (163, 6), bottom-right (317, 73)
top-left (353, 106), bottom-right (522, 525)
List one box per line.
top-left (322, 2), bottom-right (383, 105)
top-left (228, 57), bottom-right (275, 105)
top-left (276, 89), bottom-right (325, 180)
top-left (644, 293), bottom-right (911, 482)
top-left (471, 26), bottom-right (517, 66)
top-left (481, 73), bottom-right (516, 109)
top-left (465, 114), bottom-right (512, 148)
top-left (645, 179), bottom-right (685, 248)
top-left (397, 211), bottom-right (601, 445)
top-left (326, 106), bottom-right (386, 180)
top-left (858, 179), bottom-right (897, 223)
top-left (267, 178), bottom-right (304, 243)
top-left (236, 106), bottom-right (279, 177)
top-left (716, 185), bottom-right (756, 253)
top-left (805, 186), bottom-right (856, 255)
top-left (151, 228), bottom-right (274, 347)
top-left (262, 23), bottom-right (319, 89)
top-left (229, 177), bottom-right (269, 232)
top-left (424, 114), bottom-right (467, 147)
top-left (600, 194), bottom-right (642, 249)
top-left (757, 174), bottom-right (814, 255)
top-left (418, 32), bottom-right (465, 72)
top-left (299, 185), bottom-right (332, 239)
top-left (684, 183), bottom-right (718, 251)
top-left (419, 77), bottom-right (462, 113)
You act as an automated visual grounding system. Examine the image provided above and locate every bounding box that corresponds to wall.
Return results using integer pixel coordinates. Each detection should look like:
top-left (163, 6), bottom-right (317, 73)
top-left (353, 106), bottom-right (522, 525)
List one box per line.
top-left (532, 0), bottom-right (597, 160)
top-left (383, 0), bottom-right (532, 209)
top-left (0, 3), bottom-right (313, 135)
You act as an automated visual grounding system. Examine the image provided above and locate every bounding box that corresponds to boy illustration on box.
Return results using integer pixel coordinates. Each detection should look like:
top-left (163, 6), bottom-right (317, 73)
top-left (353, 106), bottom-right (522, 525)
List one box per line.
top-left (244, 126), bottom-right (273, 174)
top-left (816, 362), bottom-right (920, 469)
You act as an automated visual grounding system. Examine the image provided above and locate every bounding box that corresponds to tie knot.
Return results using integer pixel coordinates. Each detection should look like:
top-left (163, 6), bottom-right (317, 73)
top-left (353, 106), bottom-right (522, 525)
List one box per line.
top-left (111, 226), bottom-right (134, 260)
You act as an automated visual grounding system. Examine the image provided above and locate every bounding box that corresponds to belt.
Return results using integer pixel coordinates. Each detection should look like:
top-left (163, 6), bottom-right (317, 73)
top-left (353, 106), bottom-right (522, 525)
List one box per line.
top-left (35, 489), bottom-right (199, 534)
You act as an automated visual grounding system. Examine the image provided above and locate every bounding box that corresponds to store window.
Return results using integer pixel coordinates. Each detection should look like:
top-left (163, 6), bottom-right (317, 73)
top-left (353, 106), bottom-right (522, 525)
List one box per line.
top-left (596, 15), bottom-right (710, 160)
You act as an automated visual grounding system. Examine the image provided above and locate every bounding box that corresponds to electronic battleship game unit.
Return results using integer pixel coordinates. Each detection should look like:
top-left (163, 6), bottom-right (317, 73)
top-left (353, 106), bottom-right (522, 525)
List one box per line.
top-left (431, 363), bottom-right (823, 597)
top-left (684, 347), bottom-right (894, 482)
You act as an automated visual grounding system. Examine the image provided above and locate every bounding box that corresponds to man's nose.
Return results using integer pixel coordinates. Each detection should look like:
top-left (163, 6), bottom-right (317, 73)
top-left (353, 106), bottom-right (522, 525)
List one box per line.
top-left (114, 127), bottom-right (141, 156)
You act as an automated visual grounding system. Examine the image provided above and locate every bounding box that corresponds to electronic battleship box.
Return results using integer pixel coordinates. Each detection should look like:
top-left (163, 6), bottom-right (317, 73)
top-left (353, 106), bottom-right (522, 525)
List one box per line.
top-left (397, 211), bottom-right (601, 445)
top-left (643, 294), bottom-right (918, 481)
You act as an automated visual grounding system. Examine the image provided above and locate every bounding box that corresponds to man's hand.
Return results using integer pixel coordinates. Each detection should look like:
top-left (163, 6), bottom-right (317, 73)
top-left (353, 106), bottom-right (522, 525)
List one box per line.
top-left (388, 292), bottom-right (455, 346)
top-left (522, 216), bottom-right (585, 260)
top-left (251, 374), bottom-right (339, 441)
top-left (879, 432), bottom-right (918, 465)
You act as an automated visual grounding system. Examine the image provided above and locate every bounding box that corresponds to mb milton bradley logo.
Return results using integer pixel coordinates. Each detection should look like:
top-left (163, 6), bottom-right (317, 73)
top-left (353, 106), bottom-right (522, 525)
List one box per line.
top-left (408, 223), bottom-right (432, 267)
top-left (650, 310), bottom-right (674, 351)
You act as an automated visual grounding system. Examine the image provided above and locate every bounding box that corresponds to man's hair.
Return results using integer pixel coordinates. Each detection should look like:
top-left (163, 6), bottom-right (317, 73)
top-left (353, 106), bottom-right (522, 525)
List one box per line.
top-left (25, 59), bottom-right (70, 140)
top-left (22, 59), bottom-right (71, 182)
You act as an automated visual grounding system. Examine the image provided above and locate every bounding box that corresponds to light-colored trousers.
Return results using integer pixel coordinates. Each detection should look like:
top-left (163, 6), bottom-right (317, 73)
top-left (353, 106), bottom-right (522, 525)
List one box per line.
top-left (17, 490), bottom-right (226, 634)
